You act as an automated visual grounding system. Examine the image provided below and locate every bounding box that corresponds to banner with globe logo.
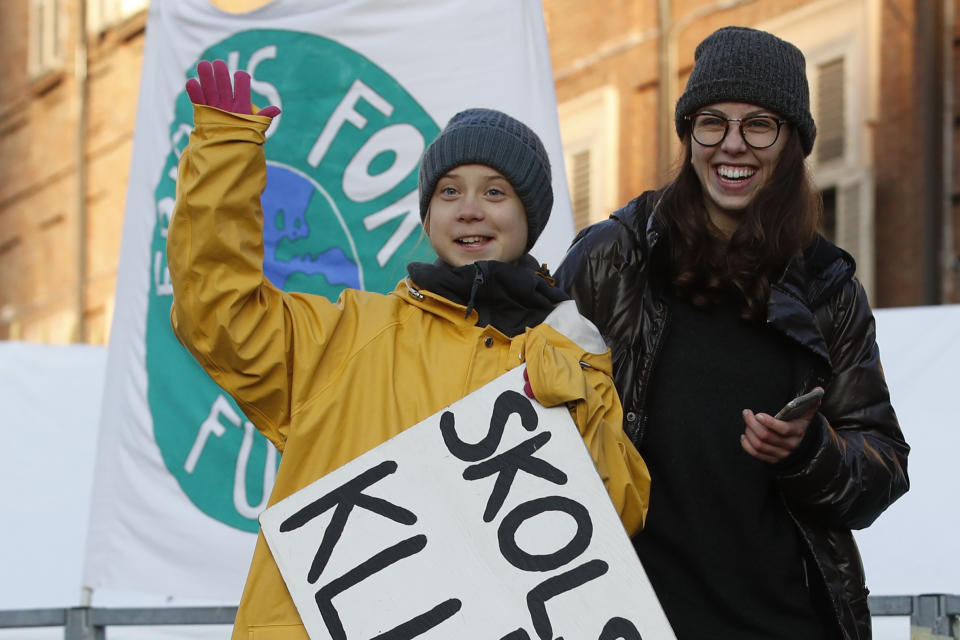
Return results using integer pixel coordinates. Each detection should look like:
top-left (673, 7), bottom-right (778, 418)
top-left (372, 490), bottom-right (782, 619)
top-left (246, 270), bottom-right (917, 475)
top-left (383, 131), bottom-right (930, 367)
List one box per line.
top-left (151, 30), bottom-right (440, 534)
top-left (84, 0), bottom-right (573, 602)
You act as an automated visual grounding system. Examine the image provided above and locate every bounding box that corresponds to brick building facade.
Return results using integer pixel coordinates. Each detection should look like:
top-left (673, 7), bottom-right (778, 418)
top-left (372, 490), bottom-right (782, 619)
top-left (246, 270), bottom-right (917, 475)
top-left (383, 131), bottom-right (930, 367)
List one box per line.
top-left (0, 0), bottom-right (147, 343)
top-left (1, 0), bottom-right (957, 344)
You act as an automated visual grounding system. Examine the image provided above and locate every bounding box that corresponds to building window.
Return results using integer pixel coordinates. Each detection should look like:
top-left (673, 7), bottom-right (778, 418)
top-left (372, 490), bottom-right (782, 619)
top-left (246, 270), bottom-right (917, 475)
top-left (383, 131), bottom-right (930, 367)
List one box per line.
top-left (809, 50), bottom-right (874, 296)
top-left (558, 87), bottom-right (619, 231)
top-left (29, 0), bottom-right (63, 77)
top-left (88, 0), bottom-right (148, 33)
top-left (808, 47), bottom-right (874, 297)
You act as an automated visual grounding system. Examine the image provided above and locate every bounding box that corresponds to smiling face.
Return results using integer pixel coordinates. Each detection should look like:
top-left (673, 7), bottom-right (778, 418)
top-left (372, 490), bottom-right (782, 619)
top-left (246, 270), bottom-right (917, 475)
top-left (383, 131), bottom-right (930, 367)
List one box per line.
top-left (424, 164), bottom-right (528, 267)
top-left (690, 102), bottom-right (790, 237)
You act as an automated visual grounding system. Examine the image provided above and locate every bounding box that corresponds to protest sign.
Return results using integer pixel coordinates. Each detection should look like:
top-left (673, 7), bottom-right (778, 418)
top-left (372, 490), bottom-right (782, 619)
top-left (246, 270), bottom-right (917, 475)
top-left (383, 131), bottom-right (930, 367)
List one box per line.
top-left (260, 367), bottom-right (675, 640)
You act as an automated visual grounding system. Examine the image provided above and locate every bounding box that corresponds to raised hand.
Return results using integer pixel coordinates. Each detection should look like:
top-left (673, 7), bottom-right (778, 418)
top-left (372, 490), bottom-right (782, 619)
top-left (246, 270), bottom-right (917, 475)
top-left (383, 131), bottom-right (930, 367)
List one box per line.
top-left (185, 59), bottom-right (280, 118)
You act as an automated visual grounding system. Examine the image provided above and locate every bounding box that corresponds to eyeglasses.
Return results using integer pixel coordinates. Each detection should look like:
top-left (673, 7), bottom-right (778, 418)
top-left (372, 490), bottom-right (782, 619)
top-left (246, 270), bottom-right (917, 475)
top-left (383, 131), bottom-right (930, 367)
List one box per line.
top-left (684, 112), bottom-right (787, 149)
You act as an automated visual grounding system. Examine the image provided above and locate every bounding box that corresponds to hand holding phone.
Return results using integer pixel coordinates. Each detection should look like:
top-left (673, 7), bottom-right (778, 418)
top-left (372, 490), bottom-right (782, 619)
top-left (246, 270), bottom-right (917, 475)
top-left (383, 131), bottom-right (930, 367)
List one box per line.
top-left (774, 387), bottom-right (824, 421)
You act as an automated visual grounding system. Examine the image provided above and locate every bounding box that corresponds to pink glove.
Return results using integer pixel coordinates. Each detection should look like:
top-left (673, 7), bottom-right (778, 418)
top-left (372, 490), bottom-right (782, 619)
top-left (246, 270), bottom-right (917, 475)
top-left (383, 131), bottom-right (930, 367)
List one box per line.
top-left (185, 59), bottom-right (280, 118)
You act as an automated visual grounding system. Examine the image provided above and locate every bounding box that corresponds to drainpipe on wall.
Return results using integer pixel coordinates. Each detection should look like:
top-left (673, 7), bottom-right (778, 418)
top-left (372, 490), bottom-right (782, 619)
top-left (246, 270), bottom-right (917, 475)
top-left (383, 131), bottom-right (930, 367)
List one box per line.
top-left (917, 0), bottom-right (944, 303)
top-left (657, 0), bottom-right (674, 183)
top-left (75, 0), bottom-right (89, 342)
top-left (942, 0), bottom-right (956, 302)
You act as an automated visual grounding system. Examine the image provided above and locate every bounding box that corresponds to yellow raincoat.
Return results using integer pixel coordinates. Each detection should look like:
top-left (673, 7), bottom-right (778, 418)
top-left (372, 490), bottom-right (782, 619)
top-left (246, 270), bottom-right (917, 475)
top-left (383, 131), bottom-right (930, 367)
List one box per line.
top-left (168, 106), bottom-right (650, 639)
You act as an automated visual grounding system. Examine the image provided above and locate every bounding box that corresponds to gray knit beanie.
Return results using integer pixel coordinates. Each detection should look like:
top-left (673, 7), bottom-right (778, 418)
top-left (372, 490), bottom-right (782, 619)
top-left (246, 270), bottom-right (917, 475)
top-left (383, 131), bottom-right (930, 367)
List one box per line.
top-left (675, 26), bottom-right (817, 156)
top-left (419, 108), bottom-right (553, 252)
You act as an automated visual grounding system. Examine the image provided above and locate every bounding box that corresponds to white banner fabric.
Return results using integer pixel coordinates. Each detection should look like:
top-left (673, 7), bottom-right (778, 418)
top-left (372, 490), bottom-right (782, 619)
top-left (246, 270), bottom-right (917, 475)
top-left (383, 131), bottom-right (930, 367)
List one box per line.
top-left (260, 368), bottom-right (675, 640)
top-left (83, 0), bottom-right (574, 602)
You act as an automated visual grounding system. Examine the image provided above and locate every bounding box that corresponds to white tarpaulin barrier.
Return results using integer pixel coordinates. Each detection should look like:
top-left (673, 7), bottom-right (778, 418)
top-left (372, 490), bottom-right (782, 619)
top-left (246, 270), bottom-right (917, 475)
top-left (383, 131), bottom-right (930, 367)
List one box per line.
top-left (852, 303), bottom-right (960, 639)
top-left (1, 343), bottom-right (105, 610)
top-left (82, 0), bottom-right (573, 603)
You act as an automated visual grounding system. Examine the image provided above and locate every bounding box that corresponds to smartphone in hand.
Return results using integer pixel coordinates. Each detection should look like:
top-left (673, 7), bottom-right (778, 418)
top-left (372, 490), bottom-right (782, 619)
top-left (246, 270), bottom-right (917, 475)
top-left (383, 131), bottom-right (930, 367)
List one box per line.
top-left (774, 388), bottom-right (825, 421)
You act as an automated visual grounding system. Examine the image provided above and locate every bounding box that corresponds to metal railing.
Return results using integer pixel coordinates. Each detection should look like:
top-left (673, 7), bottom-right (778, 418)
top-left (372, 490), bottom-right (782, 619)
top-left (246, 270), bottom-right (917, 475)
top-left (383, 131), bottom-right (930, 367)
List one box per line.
top-left (1, 595), bottom-right (958, 638)
top-left (0, 606), bottom-right (237, 640)
top-left (869, 594), bottom-right (960, 637)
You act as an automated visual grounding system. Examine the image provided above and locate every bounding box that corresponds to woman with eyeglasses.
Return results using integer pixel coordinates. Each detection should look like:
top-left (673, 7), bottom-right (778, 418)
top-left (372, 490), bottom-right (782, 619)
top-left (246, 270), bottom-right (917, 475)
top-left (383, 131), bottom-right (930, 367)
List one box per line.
top-left (555, 26), bottom-right (909, 640)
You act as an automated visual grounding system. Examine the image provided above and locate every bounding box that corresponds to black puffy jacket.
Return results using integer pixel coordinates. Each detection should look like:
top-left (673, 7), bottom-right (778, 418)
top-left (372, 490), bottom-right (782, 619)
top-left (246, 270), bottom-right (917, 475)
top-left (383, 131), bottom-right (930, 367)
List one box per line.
top-left (555, 190), bottom-right (910, 640)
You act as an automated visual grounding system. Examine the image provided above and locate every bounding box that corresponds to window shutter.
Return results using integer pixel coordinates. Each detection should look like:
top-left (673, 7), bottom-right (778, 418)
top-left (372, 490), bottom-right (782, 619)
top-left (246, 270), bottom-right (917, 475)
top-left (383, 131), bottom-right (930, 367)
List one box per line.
top-left (841, 172), bottom-right (876, 298)
top-left (817, 58), bottom-right (845, 164)
top-left (570, 150), bottom-right (592, 231)
top-left (839, 181), bottom-right (861, 246)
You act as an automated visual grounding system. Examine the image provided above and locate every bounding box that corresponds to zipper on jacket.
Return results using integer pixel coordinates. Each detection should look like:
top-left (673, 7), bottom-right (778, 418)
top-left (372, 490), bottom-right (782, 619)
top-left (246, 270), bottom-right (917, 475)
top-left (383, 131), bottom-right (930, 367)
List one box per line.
top-left (464, 264), bottom-right (485, 319)
top-left (780, 494), bottom-right (847, 639)
top-left (629, 298), bottom-right (670, 446)
top-left (626, 198), bottom-right (668, 445)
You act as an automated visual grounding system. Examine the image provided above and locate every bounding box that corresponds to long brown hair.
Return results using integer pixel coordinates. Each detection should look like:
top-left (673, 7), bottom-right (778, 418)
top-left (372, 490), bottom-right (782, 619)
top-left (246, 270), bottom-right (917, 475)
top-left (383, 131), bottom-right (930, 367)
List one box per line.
top-left (655, 131), bottom-right (821, 320)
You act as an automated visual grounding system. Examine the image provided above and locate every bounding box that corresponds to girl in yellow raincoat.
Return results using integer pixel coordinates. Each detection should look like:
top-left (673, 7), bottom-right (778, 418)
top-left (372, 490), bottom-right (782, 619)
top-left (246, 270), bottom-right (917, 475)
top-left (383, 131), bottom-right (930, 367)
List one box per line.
top-left (169, 59), bottom-right (650, 640)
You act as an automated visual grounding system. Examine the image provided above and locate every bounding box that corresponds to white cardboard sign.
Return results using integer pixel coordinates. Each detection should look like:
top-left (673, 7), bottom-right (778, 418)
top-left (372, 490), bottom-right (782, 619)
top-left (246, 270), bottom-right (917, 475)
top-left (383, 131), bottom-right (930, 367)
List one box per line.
top-left (260, 368), bottom-right (676, 640)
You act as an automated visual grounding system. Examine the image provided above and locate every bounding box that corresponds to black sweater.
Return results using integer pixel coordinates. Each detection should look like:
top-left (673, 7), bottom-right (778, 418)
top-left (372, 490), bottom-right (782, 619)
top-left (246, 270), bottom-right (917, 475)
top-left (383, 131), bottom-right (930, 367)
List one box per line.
top-left (635, 294), bottom-right (832, 639)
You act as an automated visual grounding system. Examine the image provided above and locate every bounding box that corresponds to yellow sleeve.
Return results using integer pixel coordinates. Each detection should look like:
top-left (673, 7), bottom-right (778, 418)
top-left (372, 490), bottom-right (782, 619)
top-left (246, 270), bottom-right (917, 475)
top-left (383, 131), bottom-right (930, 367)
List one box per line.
top-left (525, 314), bottom-right (650, 536)
top-left (569, 360), bottom-right (650, 536)
top-left (167, 105), bottom-right (348, 451)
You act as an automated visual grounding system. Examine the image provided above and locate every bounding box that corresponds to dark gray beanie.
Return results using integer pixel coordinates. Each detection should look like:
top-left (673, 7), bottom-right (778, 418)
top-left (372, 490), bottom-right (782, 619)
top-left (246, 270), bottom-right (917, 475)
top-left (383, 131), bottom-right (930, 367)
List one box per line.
top-left (418, 108), bottom-right (553, 252)
top-left (675, 26), bottom-right (817, 156)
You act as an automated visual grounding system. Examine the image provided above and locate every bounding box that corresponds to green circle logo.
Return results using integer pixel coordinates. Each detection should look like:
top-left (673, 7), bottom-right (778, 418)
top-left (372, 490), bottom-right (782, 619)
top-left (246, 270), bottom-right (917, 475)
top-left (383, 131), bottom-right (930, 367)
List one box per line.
top-left (147, 30), bottom-right (439, 531)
